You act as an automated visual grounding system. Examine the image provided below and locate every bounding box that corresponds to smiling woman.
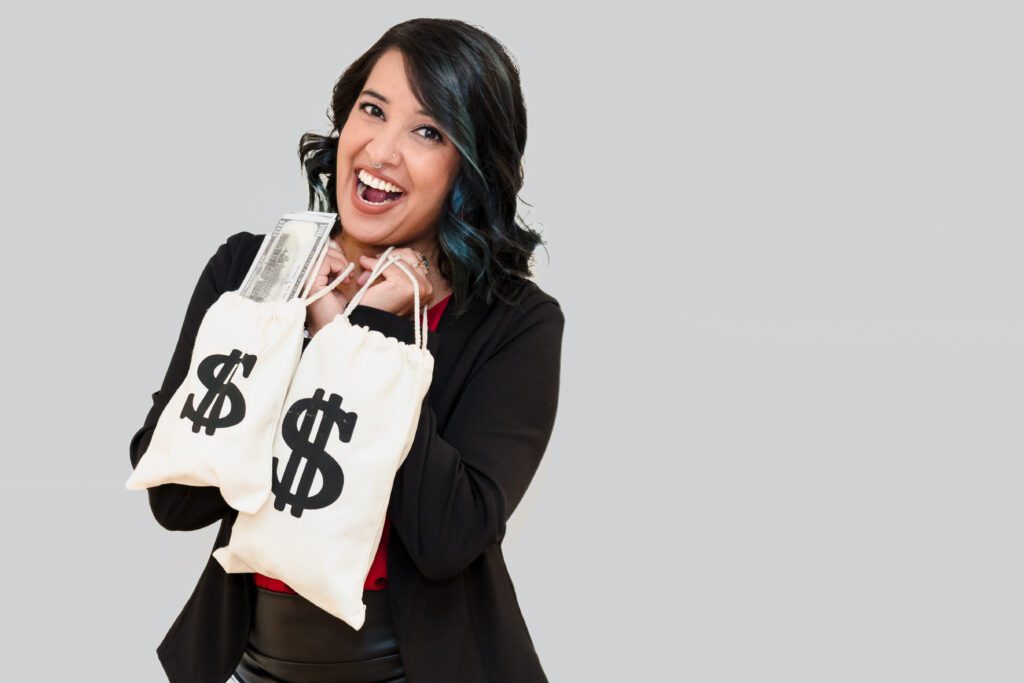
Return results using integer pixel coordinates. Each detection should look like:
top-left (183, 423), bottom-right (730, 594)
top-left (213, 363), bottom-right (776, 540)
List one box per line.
top-left (297, 19), bottom-right (543, 321)
top-left (333, 48), bottom-right (461, 242)
top-left (128, 17), bottom-right (565, 683)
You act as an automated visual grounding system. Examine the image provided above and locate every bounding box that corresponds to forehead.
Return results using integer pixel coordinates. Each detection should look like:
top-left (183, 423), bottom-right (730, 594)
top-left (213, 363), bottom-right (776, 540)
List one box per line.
top-left (362, 50), bottom-right (428, 114)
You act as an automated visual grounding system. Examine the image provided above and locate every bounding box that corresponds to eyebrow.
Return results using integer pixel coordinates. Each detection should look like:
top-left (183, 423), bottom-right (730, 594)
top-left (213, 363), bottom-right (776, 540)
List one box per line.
top-left (360, 89), bottom-right (430, 116)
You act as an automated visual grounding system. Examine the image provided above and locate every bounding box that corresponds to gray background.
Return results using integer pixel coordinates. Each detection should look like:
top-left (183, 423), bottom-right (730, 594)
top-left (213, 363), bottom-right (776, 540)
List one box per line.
top-left (1, 2), bottom-right (1021, 681)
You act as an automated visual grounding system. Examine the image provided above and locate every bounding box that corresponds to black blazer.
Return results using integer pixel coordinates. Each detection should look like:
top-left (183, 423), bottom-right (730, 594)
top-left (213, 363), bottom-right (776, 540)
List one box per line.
top-left (128, 231), bottom-right (565, 683)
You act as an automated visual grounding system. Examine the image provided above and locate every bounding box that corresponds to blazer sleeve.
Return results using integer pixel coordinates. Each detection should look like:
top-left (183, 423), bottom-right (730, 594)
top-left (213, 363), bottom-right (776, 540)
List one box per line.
top-left (128, 237), bottom-right (238, 532)
top-left (381, 298), bottom-right (566, 582)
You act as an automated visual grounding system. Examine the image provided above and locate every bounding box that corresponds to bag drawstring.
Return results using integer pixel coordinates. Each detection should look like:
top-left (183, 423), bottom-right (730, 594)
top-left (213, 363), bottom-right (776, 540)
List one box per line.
top-left (301, 245), bottom-right (429, 351)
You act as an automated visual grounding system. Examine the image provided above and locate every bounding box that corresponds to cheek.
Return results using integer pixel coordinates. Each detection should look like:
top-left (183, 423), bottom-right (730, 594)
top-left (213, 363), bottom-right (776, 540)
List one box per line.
top-left (335, 123), bottom-right (362, 160)
top-left (414, 161), bottom-right (456, 199)
top-left (335, 136), bottom-right (354, 166)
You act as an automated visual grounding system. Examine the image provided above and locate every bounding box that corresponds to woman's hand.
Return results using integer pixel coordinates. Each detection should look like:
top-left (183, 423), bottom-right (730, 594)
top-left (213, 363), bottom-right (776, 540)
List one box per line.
top-left (355, 248), bottom-right (435, 319)
top-left (305, 242), bottom-right (355, 336)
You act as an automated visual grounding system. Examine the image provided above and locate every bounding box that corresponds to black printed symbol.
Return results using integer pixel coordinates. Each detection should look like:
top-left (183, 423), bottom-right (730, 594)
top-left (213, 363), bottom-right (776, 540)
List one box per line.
top-left (180, 349), bottom-right (257, 435)
top-left (272, 388), bottom-right (357, 518)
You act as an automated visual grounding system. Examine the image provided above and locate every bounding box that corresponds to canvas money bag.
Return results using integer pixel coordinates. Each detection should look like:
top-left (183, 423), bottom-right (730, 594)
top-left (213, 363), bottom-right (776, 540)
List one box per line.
top-left (125, 246), bottom-right (349, 514)
top-left (213, 246), bottom-right (435, 630)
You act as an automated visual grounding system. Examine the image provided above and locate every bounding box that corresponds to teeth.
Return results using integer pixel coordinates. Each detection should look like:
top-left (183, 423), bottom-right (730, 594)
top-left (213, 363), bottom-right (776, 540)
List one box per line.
top-left (358, 169), bottom-right (404, 193)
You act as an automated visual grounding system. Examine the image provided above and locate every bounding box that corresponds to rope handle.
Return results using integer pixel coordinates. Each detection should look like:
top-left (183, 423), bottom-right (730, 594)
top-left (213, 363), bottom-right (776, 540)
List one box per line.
top-left (300, 245), bottom-right (429, 351)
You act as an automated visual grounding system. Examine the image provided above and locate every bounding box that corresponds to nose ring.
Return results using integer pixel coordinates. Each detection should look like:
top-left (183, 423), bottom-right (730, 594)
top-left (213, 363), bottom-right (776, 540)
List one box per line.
top-left (371, 152), bottom-right (397, 169)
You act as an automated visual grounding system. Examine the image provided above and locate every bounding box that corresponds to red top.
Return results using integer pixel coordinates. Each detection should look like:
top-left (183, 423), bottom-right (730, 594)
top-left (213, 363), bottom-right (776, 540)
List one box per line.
top-left (253, 293), bottom-right (452, 594)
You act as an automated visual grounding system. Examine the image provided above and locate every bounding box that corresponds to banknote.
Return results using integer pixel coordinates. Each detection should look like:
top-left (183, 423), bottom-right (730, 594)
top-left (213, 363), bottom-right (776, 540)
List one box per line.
top-left (238, 212), bottom-right (337, 302)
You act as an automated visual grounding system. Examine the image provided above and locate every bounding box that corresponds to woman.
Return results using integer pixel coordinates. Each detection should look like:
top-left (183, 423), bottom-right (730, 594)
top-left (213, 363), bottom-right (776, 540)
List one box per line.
top-left (128, 18), bottom-right (565, 683)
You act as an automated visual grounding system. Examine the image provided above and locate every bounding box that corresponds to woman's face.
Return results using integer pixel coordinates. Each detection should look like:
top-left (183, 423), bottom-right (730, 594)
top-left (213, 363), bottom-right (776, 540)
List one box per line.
top-left (335, 48), bottom-right (461, 249)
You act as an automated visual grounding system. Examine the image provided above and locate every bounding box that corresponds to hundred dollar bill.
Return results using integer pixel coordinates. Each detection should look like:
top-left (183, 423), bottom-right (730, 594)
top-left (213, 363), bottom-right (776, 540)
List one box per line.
top-left (238, 211), bottom-right (337, 302)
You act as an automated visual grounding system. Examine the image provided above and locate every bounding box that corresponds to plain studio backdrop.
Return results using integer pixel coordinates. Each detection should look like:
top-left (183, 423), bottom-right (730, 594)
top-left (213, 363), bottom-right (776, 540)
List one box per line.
top-left (0, 2), bottom-right (1020, 681)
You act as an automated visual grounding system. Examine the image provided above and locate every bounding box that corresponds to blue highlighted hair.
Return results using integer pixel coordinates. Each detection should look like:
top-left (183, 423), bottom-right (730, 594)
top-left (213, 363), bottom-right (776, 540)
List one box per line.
top-left (298, 18), bottom-right (548, 317)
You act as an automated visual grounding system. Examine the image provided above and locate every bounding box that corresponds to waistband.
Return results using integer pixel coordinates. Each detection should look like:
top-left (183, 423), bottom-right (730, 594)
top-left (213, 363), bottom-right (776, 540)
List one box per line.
top-left (236, 647), bottom-right (405, 683)
top-left (249, 585), bottom-right (400, 661)
top-left (239, 585), bottom-right (404, 682)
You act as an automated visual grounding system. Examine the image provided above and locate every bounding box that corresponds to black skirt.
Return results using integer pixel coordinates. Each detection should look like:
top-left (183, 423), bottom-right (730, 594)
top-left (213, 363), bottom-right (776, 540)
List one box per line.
top-left (233, 584), bottom-right (406, 683)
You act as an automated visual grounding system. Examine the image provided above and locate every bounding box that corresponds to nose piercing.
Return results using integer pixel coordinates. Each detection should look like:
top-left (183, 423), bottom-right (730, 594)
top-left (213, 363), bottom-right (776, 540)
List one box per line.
top-left (371, 152), bottom-right (397, 169)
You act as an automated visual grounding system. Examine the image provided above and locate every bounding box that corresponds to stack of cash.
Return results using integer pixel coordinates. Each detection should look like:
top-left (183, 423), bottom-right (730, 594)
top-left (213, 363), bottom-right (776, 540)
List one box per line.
top-left (238, 212), bottom-right (337, 302)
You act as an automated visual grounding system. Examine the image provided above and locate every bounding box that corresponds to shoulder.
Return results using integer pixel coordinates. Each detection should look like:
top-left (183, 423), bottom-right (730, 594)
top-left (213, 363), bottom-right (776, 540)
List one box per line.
top-left (481, 278), bottom-right (565, 353)
top-left (505, 278), bottom-right (564, 328)
top-left (204, 231), bottom-right (265, 292)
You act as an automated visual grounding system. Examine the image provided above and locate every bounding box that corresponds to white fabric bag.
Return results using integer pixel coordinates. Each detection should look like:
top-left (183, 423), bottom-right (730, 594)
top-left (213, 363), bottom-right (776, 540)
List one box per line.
top-left (213, 247), bottom-right (435, 629)
top-left (125, 246), bottom-right (346, 514)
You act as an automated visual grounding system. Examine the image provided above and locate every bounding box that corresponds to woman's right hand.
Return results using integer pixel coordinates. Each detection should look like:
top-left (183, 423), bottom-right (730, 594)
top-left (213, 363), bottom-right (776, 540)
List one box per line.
top-left (305, 242), bottom-right (356, 336)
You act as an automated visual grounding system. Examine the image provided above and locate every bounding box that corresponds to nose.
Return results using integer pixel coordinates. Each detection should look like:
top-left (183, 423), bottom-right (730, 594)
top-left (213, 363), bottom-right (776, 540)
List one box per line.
top-left (365, 129), bottom-right (403, 167)
top-left (367, 150), bottom-right (399, 167)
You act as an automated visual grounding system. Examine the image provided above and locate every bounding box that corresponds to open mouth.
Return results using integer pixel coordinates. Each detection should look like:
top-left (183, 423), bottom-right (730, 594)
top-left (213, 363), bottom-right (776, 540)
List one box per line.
top-left (354, 170), bottom-right (405, 207)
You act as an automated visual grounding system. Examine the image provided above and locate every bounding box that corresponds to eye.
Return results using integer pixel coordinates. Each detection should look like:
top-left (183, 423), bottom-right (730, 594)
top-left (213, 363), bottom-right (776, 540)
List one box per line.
top-left (359, 101), bottom-right (384, 119)
top-left (417, 126), bottom-right (444, 144)
top-left (358, 101), bottom-right (445, 145)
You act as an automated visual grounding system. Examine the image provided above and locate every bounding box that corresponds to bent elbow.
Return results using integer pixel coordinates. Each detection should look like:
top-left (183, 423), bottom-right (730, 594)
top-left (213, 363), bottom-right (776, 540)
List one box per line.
top-left (148, 488), bottom-right (191, 531)
top-left (146, 485), bottom-right (220, 532)
top-left (415, 543), bottom-right (498, 582)
top-left (411, 505), bottom-right (508, 582)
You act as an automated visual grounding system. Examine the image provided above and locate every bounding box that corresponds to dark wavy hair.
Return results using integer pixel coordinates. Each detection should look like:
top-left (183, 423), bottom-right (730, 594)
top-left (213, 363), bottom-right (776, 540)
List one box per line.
top-left (297, 18), bottom-right (548, 317)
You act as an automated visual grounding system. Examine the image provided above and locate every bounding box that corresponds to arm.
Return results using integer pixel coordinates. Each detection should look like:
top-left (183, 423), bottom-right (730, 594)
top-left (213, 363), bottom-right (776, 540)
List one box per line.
top-left (128, 237), bottom-right (238, 531)
top-left (374, 299), bottom-right (566, 581)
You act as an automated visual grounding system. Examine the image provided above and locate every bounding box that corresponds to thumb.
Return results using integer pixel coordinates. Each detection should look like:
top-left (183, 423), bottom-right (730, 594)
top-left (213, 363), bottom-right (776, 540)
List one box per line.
top-left (357, 253), bottom-right (386, 286)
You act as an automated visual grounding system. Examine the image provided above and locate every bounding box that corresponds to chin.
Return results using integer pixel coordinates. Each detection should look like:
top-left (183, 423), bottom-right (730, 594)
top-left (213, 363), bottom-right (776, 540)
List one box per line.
top-left (337, 211), bottom-right (392, 245)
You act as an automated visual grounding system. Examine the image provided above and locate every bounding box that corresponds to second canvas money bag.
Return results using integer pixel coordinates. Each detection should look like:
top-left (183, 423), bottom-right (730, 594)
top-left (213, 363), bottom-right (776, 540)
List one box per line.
top-left (212, 247), bottom-right (435, 630)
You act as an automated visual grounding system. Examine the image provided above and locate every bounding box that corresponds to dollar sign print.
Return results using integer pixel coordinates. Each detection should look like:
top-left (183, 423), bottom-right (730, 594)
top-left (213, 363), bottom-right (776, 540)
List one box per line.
top-left (180, 348), bottom-right (258, 435)
top-left (273, 388), bottom-right (357, 518)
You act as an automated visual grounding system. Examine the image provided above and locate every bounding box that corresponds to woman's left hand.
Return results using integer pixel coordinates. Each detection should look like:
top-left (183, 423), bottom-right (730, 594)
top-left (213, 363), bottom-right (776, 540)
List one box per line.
top-left (355, 248), bottom-right (435, 318)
